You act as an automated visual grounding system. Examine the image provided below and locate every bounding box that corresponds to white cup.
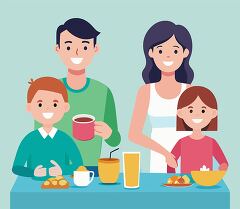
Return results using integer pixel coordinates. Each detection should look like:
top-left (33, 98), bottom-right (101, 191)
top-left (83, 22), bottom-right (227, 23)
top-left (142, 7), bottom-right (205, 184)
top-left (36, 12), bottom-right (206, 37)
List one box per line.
top-left (74, 170), bottom-right (94, 187)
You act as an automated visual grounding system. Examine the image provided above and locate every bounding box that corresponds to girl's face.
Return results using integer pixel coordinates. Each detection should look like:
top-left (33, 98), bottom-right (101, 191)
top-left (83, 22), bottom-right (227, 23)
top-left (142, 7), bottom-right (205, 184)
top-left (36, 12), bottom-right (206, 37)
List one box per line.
top-left (148, 35), bottom-right (189, 73)
top-left (177, 97), bottom-right (217, 130)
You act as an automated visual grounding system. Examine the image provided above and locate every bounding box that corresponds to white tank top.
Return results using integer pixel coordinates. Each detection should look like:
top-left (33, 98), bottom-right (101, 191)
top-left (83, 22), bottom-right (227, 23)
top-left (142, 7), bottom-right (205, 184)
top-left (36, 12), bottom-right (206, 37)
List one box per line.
top-left (147, 82), bottom-right (189, 173)
top-left (148, 83), bottom-right (187, 128)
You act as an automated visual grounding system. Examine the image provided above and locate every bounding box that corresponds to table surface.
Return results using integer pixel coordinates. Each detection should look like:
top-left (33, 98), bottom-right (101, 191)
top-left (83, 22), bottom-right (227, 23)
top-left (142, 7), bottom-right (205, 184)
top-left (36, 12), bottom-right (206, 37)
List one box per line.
top-left (11, 173), bottom-right (230, 209)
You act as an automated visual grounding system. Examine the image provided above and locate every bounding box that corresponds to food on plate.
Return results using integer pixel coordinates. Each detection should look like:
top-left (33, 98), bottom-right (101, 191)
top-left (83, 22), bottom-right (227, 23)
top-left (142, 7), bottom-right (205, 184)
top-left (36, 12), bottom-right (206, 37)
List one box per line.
top-left (166, 175), bottom-right (191, 185)
top-left (41, 176), bottom-right (69, 189)
top-left (182, 175), bottom-right (190, 184)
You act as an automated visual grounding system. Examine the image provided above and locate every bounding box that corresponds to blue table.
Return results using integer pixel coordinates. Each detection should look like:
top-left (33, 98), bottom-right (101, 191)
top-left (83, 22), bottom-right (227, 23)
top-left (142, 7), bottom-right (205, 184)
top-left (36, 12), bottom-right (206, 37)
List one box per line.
top-left (11, 173), bottom-right (230, 209)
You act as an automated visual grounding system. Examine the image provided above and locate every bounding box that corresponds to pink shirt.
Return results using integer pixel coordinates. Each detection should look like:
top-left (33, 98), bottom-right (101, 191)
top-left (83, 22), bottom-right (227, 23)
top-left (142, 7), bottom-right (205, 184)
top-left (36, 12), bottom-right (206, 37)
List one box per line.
top-left (167, 136), bottom-right (228, 173)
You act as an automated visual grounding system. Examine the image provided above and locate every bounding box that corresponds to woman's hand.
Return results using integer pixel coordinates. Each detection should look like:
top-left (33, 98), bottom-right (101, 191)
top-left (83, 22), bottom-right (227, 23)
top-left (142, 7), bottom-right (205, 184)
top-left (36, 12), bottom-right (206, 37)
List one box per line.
top-left (165, 152), bottom-right (178, 168)
top-left (94, 121), bottom-right (112, 140)
top-left (219, 163), bottom-right (228, 171)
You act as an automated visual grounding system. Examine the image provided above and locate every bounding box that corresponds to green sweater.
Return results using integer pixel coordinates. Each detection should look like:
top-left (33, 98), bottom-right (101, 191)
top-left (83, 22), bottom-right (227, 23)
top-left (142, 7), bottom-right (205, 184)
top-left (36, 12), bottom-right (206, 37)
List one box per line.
top-left (35, 77), bottom-right (121, 166)
top-left (12, 129), bottom-right (82, 180)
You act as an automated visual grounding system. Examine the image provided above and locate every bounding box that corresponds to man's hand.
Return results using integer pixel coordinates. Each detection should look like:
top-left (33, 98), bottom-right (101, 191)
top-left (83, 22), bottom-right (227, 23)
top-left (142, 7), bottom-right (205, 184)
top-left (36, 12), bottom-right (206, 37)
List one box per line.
top-left (34, 165), bottom-right (47, 177)
top-left (49, 160), bottom-right (62, 177)
top-left (94, 121), bottom-right (112, 140)
top-left (165, 152), bottom-right (178, 168)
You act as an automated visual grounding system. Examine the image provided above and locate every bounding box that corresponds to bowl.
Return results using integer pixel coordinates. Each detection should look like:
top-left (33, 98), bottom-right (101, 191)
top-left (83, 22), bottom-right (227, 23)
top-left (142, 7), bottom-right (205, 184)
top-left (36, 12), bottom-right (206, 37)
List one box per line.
top-left (191, 170), bottom-right (226, 186)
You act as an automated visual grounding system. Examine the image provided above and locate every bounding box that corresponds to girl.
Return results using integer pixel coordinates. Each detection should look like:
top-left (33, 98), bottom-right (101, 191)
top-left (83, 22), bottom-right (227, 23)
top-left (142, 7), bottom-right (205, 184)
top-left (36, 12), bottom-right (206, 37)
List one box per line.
top-left (129, 21), bottom-right (194, 172)
top-left (168, 86), bottom-right (228, 173)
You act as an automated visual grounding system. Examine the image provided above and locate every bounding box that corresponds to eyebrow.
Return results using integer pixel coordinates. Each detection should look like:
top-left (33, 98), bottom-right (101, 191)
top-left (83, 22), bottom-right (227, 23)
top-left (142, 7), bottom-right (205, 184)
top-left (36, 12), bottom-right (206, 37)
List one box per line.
top-left (202, 106), bottom-right (206, 109)
top-left (156, 45), bottom-right (163, 48)
top-left (82, 40), bottom-right (90, 44)
top-left (64, 41), bottom-right (72, 44)
top-left (53, 100), bottom-right (59, 103)
top-left (37, 100), bottom-right (43, 103)
top-left (173, 45), bottom-right (180, 48)
top-left (188, 106), bottom-right (193, 109)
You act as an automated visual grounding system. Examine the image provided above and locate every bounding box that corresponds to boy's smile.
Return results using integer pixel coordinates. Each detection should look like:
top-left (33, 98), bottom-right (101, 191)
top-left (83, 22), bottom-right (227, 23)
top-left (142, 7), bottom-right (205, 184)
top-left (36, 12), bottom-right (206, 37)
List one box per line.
top-left (42, 112), bottom-right (54, 119)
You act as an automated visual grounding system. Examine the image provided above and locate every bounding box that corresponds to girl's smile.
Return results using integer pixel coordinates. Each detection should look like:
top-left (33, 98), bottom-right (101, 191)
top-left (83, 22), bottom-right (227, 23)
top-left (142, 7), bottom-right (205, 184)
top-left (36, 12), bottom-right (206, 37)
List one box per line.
top-left (192, 118), bottom-right (203, 123)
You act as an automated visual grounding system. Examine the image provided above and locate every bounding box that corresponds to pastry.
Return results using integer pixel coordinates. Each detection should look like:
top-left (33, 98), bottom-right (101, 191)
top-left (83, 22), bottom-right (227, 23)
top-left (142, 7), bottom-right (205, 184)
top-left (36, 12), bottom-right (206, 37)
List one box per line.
top-left (166, 175), bottom-right (190, 185)
top-left (76, 166), bottom-right (88, 171)
top-left (41, 176), bottom-right (69, 189)
top-left (71, 166), bottom-right (88, 178)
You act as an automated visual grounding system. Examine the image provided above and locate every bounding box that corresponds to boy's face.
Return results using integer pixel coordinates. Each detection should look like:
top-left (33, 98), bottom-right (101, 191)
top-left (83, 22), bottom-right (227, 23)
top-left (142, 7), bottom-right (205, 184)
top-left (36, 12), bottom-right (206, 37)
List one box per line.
top-left (177, 97), bottom-right (217, 130)
top-left (56, 30), bottom-right (99, 71)
top-left (27, 90), bottom-right (70, 125)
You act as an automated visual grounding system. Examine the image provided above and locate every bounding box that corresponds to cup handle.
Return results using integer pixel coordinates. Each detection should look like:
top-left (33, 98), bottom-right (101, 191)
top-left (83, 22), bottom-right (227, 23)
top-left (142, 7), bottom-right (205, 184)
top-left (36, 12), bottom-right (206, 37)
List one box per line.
top-left (89, 171), bottom-right (94, 184)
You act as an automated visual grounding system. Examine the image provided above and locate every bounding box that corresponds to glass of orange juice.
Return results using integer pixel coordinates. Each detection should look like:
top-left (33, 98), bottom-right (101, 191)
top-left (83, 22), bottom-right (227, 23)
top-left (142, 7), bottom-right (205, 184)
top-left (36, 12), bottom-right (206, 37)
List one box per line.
top-left (123, 152), bottom-right (140, 188)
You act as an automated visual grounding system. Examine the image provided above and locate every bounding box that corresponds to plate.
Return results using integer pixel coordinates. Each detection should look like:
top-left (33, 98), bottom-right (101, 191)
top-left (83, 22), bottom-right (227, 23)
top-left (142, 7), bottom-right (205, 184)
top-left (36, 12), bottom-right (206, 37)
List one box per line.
top-left (163, 183), bottom-right (193, 187)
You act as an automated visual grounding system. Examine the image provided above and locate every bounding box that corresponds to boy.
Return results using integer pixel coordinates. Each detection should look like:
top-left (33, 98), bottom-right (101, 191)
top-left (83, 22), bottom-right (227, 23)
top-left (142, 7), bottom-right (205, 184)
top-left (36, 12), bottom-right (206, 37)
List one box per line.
top-left (12, 77), bottom-right (82, 179)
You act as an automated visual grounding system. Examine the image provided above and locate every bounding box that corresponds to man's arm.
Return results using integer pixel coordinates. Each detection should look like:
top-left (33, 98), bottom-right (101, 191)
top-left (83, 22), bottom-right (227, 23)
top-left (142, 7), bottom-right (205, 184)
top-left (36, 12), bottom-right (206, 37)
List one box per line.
top-left (103, 88), bottom-right (121, 147)
top-left (12, 137), bottom-right (33, 177)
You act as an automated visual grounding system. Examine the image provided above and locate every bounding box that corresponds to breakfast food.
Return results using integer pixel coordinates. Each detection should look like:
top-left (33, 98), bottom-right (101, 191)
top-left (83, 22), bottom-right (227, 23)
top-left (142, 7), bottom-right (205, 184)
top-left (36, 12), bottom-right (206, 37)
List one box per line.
top-left (76, 166), bottom-right (88, 171)
top-left (200, 165), bottom-right (210, 171)
top-left (41, 176), bottom-right (69, 189)
top-left (166, 175), bottom-right (191, 185)
top-left (71, 166), bottom-right (88, 178)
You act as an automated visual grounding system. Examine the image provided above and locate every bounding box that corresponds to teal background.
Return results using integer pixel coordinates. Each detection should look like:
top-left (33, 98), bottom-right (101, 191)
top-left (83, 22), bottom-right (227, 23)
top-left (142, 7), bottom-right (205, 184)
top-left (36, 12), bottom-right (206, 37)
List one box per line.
top-left (1, 1), bottom-right (239, 209)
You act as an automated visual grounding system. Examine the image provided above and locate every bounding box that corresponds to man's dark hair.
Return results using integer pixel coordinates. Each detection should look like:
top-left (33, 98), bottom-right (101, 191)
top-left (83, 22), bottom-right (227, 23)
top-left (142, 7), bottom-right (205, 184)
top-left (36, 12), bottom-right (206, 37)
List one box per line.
top-left (56, 18), bottom-right (100, 47)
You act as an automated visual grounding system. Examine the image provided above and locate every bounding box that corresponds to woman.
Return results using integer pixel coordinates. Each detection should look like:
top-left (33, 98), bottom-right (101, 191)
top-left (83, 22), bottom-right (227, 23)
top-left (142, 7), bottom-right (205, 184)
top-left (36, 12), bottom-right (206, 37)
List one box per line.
top-left (129, 21), bottom-right (194, 172)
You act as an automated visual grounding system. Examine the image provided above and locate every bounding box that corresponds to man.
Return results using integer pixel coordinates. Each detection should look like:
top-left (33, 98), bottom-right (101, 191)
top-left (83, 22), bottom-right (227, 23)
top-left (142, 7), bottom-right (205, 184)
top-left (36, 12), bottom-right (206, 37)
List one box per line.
top-left (35, 18), bottom-right (121, 176)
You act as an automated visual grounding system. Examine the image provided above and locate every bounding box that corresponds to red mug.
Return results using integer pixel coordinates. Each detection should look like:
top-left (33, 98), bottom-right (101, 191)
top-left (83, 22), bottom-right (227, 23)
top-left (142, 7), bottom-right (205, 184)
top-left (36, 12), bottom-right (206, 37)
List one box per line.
top-left (72, 114), bottom-right (95, 141)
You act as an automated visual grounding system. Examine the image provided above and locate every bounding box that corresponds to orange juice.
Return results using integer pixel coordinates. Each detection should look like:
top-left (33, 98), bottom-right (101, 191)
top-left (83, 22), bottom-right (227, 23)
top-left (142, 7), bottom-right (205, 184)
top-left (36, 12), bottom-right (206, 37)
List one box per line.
top-left (98, 158), bottom-right (120, 184)
top-left (123, 152), bottom-right (140, 188)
